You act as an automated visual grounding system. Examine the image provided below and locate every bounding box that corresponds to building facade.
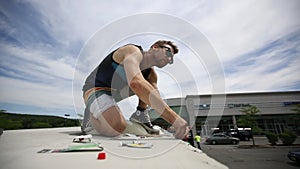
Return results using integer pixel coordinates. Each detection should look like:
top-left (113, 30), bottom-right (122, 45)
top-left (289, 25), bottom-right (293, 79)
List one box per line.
top-left (150, 91), bottom-right (300, 136)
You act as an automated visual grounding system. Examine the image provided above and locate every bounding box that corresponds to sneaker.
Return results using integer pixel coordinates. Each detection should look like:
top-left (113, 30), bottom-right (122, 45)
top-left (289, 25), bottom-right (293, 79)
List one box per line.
top-left (81, 107), bottom-right (93, 134)
top-left (129, 109), bottom-right (160, 134)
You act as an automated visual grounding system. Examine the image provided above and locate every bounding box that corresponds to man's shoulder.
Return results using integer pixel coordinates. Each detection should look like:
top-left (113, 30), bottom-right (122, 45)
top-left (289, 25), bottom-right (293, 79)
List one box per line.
top-left (126, 43), bottom-right (143, 49)
top-left (113, 44), bottom-right (143, 63)
top-left (120, 44), bottom-right (143, 52)
top-left (117, 44), bottom-right (143, 57)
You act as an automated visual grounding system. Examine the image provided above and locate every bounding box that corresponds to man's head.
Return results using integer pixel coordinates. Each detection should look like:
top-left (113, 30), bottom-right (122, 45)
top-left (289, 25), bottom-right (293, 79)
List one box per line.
top-left (151, 40), bottom-right (179, 54)
top-left (150, 40), bottom-right (179, 67)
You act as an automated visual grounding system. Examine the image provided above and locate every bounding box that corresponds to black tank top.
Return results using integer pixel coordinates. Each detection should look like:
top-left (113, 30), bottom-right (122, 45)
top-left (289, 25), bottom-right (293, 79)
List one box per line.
top-left (83, 44), bottom-right (152, 101)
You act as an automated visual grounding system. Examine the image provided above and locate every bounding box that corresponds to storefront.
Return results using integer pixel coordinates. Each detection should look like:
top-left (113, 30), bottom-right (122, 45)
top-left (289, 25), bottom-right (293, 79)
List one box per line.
top-left (150, 91), bottom-right (300, 136)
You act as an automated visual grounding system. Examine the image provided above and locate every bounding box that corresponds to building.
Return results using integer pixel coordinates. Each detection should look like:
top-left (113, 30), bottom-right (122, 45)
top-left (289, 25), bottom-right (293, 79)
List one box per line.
top-left (150, 91), bottom-right (300, 136)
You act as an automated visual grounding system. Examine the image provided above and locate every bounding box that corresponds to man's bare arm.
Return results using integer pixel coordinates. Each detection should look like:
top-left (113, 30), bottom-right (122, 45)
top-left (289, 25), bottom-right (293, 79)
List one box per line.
top-left (120, 46), bottom-right (188, 138)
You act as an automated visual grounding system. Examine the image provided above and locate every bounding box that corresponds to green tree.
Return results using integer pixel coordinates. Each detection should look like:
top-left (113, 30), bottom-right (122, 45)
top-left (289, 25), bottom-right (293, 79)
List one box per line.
top-left (265, 132), bottom-right (278, 145)
top-left (237, 105), bottom-right (261, 146)
top-left (278, 131), bottom-right (297, 145)
top-left (31, 122), bottom-right (52, 128)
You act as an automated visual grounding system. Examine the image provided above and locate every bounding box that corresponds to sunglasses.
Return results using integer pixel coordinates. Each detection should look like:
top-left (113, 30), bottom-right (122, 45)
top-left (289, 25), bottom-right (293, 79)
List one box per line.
top-left (159, 45), bottom-right (174, 64)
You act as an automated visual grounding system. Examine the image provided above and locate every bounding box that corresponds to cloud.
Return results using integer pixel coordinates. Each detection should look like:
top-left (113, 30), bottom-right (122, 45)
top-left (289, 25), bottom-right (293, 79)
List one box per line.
top-left (225, 29), bottom-right (300, 92)
top-left (0, 0), bottom-right (300, 117)
top-left (0, 44), bottom-right (75, 115)
top-left (0, 75), bottom-right (73, 110)
top-left (188, 0), bottom-right (300, 61)
top-left (0, 1), bottom-right (76, 115)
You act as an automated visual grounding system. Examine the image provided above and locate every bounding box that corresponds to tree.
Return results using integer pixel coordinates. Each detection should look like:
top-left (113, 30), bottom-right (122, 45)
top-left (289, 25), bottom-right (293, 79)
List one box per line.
top-left (237, 105), bottom-right (261, 146)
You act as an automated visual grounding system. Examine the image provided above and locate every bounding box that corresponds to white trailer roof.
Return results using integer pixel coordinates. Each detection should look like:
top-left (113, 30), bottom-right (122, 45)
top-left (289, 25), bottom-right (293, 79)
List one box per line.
top-left (0, 127), bottom-right (228, 169)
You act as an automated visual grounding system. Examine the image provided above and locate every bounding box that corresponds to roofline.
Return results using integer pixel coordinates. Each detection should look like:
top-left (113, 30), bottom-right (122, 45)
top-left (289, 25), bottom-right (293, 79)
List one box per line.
top-left (165, 90), bottom-right (300, 100)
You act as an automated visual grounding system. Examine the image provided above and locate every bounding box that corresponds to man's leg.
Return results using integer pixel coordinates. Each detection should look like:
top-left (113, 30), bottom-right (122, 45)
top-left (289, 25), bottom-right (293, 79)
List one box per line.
top-left (129, 69), bottom-right (160, 133)
top-left (197, 142), bottom-right (201, 149)
top-left (137, 98), bottom-right (148, 110)
top-left (129, 99), bottom-right (159, 133)
top-left (81, 107), bottom-right (91, 133)
top-left (90, 106), bottom-right (126, 137)
top-left (84, 92), bottom-right (126, 137)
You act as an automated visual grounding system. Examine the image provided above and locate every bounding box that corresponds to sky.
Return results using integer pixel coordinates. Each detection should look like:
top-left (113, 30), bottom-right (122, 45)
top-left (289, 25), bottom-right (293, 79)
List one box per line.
top-left (0, 0), bottom-right (299, 119)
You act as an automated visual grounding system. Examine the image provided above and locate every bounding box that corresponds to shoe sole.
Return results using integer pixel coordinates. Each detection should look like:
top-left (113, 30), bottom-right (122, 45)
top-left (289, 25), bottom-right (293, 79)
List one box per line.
top-left (129, 118), bottom-right (160, 134)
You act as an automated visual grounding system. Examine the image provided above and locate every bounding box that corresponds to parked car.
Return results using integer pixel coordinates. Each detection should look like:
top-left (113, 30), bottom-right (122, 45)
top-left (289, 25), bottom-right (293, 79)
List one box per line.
top-left (226, 128), bottom-right (253, 141)
top-left (288, 149), bottom-right (300, 164)
top-left (205, 133), bottom-right (240, 145)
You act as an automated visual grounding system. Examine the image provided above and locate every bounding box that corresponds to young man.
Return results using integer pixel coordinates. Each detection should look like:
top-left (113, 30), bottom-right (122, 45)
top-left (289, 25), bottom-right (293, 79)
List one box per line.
top-left (82, 40), bottom-right (189, 139)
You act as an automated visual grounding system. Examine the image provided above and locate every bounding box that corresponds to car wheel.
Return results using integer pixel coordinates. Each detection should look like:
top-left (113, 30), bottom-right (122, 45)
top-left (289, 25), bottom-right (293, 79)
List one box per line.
top-left (211, 140), bottom-right (217, 145)
top-left (244, 137), bottom-right (249, 141)
top-left (232, 140), bottom-right (238, 144)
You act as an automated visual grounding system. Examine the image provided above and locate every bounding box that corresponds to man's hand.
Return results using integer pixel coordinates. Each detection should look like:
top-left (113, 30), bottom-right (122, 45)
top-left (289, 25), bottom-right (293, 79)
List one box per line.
top-left (172, 117), bottom-right (189, 139)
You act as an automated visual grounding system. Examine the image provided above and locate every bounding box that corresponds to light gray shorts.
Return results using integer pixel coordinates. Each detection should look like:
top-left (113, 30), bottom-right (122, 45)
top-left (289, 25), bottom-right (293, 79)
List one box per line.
top-left (89, 94), bottom-right (118, 119)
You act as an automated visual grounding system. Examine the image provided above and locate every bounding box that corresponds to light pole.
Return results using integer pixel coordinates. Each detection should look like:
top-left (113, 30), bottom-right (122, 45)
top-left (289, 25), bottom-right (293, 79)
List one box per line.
top-left (64, 114), bottom-right (70, 127)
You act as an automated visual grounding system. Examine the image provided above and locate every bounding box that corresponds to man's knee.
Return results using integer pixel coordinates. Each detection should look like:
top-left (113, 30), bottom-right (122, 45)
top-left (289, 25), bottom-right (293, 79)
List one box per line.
top-left (102, 117), bottom-right (126, 137)
top-left (110, 118), bottom-right (126, 133)
top-left (99, 107), bottom-right (127, 136)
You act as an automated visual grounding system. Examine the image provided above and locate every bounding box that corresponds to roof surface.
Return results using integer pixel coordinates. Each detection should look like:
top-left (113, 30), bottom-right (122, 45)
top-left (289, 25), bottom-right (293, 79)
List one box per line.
top-left (0, 127), bottom-right (228, 169)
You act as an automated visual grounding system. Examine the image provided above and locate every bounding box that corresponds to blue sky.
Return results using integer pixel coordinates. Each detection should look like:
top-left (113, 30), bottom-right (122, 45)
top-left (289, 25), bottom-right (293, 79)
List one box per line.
top-left (0, 0), bottom-right (299, 119)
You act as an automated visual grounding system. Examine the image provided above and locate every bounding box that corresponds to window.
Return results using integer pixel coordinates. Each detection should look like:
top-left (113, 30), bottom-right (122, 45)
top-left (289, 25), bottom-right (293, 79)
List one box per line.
top-left (227, 103), bottom-right (250, 108)
top-left (283, 101), bottom-right (300, 106)
top-left (195, 104), bottom-right (210, 110)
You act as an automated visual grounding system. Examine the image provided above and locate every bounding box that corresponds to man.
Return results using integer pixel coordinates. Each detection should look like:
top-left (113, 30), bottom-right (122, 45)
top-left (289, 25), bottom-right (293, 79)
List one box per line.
top-left (187, 129), bottom-right (195, 147)
top-left (82, 40), bottom-right (189, 139)
top-left (194, 132), bottom-right (201, 149)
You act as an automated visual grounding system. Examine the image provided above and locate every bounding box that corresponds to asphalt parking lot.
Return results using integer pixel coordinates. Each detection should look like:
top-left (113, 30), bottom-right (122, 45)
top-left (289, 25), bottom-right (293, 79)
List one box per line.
top-left (201, 136), bottom-right (300, 169)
